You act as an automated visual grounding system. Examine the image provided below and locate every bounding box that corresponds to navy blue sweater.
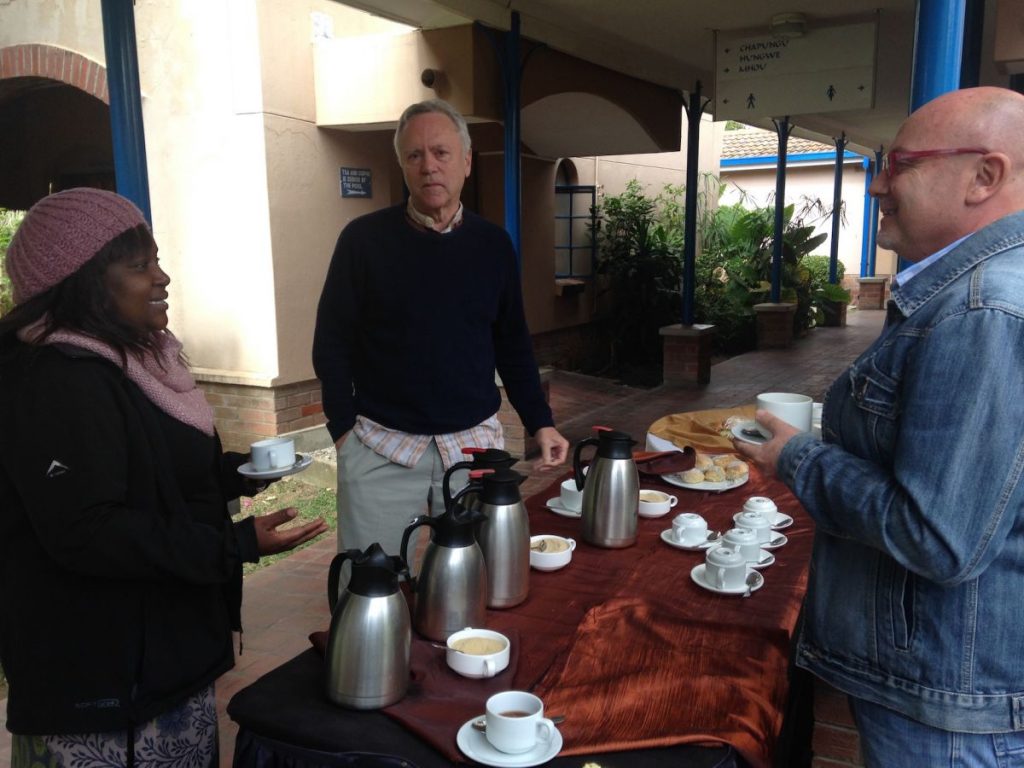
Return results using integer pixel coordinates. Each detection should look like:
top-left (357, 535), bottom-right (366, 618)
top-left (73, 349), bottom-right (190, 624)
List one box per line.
top-left (313, 205), bottom-right (553, 441)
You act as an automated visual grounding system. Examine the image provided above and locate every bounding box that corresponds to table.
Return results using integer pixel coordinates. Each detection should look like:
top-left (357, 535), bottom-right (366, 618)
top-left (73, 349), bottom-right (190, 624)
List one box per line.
top-left (229, 465), bottom-right (813, 768)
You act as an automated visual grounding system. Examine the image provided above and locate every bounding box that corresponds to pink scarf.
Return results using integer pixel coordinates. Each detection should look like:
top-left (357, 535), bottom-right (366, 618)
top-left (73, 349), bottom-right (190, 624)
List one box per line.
top-left (19, 322), bottom-right (216, 436)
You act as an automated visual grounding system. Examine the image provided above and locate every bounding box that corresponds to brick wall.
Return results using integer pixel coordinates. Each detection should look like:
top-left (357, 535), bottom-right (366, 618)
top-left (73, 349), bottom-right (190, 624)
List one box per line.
top-left (812, 680), bottom-right (864, 767)
top-left (199, 379), bottom-right (324, 452)
top-left (0, 43), bottom-right (109, 103)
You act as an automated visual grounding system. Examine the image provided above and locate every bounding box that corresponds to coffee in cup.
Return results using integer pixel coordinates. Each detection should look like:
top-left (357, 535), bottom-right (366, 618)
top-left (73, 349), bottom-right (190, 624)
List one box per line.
top-left (484, 690), bottom-right (556, 754)
top-left (638, 489), bottom-right (678, 518)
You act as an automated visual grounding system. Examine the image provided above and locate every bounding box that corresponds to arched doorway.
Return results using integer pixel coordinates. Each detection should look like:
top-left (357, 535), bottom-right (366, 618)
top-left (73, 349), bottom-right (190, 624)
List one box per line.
top-left (0, 45), bottom-right (114, 210)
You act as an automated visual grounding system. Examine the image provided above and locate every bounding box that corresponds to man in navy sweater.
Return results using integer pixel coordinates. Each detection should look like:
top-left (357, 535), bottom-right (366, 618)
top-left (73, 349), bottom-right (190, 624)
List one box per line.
top-left (313, 99), bottom-right (568, 558)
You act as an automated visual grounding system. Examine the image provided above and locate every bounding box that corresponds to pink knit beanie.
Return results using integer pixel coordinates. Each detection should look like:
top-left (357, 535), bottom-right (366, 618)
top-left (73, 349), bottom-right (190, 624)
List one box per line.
top-left (6, 187), bottom-right (149, 304)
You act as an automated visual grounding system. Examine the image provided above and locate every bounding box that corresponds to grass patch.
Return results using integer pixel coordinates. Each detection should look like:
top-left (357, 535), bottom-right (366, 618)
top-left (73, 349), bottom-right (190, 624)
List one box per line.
top-left (239, 478), bottom-right (337, 576)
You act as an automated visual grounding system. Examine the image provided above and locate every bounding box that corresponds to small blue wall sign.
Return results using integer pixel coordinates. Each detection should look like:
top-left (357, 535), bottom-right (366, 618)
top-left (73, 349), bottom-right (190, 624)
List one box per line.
top-left (340, 168), bottom-right (372, 198)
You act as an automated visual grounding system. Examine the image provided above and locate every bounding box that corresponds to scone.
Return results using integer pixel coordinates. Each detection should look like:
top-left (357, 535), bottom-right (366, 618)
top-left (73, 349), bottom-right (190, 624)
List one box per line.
top-left (713, 454), bottom-right (736, 468)
top-left (724, 460), bottom-right (749, 480)
top-left (694, 454), bottom-right (714, 471)
top-left (681, 468), bottom-right (705, 484)
top-left (703, 466), bottom-right (726, 483)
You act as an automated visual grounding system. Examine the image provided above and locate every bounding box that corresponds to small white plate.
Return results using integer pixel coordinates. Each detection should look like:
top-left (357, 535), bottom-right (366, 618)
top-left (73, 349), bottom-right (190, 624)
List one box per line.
top-left (731, 420), bottom-right (771, 445)
top-left (544, 498), bottom-right (582, 519)
top-left (456, 716), bottom-right (563, 767)
top-left (734, 511), bottom-right (794, 530)
top-left (659, 528), bottom-right (718, 551)
top-left (690, 564), bottom-right (764, 596)
top-left (761, 533), bottom-right (789, 550)
top-left (237, 453), bottom-right (313, 480)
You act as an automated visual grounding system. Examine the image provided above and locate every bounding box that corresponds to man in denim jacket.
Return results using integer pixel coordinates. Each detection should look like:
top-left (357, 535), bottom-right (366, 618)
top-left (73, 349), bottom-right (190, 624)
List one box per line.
top-left (738, 87), bottom-right (1024, 765)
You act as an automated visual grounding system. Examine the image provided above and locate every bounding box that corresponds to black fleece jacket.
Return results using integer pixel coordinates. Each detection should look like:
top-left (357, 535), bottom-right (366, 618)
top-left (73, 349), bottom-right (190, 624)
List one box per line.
top-left (0, 343), bottom-right (259, 735)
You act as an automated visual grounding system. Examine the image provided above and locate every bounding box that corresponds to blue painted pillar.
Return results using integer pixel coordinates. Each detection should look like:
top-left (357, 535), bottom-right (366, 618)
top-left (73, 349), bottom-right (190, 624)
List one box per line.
top-left (829, 133), bottom-right (848, 285)
top-left (911, 0), bottom-right (966, 110)
top-left (681, 82), bottom-right (708, 325)
top-left (100, 0), bottom-right (152, 224)
top-left (501, 12), bottom-right (522, 264)
top-left (859, 157), bottom-right (872, 278)
top-left (770, 117), bottom-right (791, 303)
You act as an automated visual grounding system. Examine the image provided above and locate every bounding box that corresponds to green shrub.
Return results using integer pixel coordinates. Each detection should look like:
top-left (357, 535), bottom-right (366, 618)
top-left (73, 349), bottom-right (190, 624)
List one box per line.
top-left (0, 209), bottom-right (26, 316)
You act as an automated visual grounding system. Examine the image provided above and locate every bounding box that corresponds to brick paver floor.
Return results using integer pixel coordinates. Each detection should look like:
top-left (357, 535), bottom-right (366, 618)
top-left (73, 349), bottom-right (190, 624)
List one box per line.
top-left (0, 309), bottom-right (886, 767)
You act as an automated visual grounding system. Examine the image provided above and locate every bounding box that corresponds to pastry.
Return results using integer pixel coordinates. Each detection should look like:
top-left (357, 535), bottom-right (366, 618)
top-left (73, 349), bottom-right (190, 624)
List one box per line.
top-left (695, 454), bottom-right (714, 471)
top-left (713, 454), bottom-right (737, 468)
top-left (703, 467), bottom-right (726, 483)
top-left (681, 468), bottom-right (705, 484)
top-left (724, 460), bottom-right (749, 479)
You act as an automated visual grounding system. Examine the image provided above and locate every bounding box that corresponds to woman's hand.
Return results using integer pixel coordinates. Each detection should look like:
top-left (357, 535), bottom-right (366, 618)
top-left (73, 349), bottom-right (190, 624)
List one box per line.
top-left (731, 410), bottom-right (800, 479)
top-left (533, 426), bottom-right (570, 471)
top-left (253, 507), bottom-right (329, 556)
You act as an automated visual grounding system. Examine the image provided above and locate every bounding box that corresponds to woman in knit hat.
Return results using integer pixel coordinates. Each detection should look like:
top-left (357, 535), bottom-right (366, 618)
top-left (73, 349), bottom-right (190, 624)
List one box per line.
top-left (0, 188), bottom-right (327, 768)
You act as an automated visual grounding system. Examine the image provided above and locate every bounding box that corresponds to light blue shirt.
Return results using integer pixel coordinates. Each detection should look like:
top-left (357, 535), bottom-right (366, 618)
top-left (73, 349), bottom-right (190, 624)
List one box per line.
top-left (892, 233), bottom-right (971, 288)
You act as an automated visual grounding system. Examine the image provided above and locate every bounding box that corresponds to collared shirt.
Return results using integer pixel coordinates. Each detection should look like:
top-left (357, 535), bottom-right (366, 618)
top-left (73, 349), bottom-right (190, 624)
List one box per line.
top-left (406, 199), bottom-right (464, 233)
top-left (353, 412), bottom-right (504, 470)
top-left (891, 233), bottom-right (971, 288)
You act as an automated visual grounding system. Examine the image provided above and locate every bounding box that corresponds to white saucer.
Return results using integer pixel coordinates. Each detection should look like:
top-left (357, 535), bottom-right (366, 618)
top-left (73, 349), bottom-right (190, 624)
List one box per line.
top-left (760, 533), bottom-right (789, 550)
top-left (690, 564), bottom-right (764, 596)
top-left (545, 498), bottom-right (582, 518)
top-left (456, 716), bottom-right (563, 767)
top-left (731, 420), bottom-right (771, 445)
top-left (237, 453), bottom-right (313, 480)
top-left (662, 471), bottom-right (749, 494)
top-left (659, 528), bottom-right (718, 551)
top-left (734, 511), bottom-right (794, 530)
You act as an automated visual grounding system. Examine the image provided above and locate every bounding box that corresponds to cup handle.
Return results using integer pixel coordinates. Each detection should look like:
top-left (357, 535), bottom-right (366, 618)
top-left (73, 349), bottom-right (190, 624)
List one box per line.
top-left (536, 717), bottom-right (556, 743)
top-left (567, 538), bottom-right (577, 551)
top-left (268, 449), bottom-right (277, 468)
top-left (712, 567), bottom-right (725, 589)
top-left (668, 496), bottom-right (678, 507)
top-left (483, 659), bottom-right (495, 678)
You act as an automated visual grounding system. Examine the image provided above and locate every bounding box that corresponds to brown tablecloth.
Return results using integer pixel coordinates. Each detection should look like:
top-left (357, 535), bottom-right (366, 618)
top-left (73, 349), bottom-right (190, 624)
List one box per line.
top-left (358, 464), bottom-right (811, 767)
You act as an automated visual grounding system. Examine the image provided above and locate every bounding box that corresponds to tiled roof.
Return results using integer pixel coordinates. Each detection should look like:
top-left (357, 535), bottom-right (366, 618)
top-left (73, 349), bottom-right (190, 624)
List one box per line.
top-left (722, 125), bottom-right (833, 159)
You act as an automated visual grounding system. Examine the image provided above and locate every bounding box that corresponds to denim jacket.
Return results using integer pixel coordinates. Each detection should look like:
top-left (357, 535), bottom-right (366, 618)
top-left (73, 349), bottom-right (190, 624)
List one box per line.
top-left (779, 210), bottom-right (1024, 732)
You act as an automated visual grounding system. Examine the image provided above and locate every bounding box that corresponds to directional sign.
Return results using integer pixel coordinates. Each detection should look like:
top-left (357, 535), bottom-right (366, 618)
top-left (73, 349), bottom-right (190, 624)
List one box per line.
top-left (715, 21), bottom-right (876, 121)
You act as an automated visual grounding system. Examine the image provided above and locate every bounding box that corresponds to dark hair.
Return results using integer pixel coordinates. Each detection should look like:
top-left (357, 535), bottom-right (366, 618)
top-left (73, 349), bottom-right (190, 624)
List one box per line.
top-left (0, 225), bottom-right (178, 369)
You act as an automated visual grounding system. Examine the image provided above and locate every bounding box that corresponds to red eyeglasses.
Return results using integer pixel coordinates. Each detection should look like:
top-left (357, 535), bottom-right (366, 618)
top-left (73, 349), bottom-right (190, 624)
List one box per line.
top-left (881, 148), bottom-right (988, 178)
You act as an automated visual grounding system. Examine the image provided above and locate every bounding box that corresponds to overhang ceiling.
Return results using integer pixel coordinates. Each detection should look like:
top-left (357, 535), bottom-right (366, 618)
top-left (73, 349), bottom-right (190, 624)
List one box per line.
top-left (336, 0), bottom-right (1006, 157)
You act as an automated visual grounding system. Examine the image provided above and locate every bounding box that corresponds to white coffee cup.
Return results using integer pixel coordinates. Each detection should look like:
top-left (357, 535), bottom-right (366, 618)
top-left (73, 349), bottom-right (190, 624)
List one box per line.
top-left (250, 437), bottom-right (296, 471)
top-left (672, 512), bottom-right (708, 545)
top-left (446, 628), bottom-right (510, 679)
top-left (756, 392), bottom-right (813, 433)
top-left (484, 690), bottom-right (556, 754)
top-left (638, 489), bottom-right (678, 518)
top-left (559, 479), bottom-right (583, 512)
top-left (704, 546), bottom-right (748, 590)
top-left (743, 496), bottom-right (782, 525)
top-left (722, 527), bottom-right (763, 563)
top-left (734, 509), bottom-right (774, 543)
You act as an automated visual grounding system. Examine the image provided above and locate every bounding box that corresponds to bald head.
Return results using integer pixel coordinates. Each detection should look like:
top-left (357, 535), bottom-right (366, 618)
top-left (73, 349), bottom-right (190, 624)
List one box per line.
top-left (871, 87), bottom-right (1024, 262)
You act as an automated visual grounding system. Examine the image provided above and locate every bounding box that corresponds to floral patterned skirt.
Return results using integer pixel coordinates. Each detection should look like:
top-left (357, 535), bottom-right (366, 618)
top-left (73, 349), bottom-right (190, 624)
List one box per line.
top-left (11, 684), bottom-right (218, 768)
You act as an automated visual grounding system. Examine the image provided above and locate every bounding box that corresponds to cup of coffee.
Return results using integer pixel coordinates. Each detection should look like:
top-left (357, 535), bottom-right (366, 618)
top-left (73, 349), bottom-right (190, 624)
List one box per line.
top-left (756, 392), bottom-right (813, 433)
top-left (704, 546), bottom-right (748, 590)
top-left (721, 527), bottom-right (762, 563)
top-left (529, 535), bottom-right (575, 571)
top-left (672, 512), bottom-right (708, 546)
top-left (638, 489), bottom-right (678, 518)
top-left (484, 690), bottom-right (557, 754)
top-left (734, 509), bottom-right (774, 543)
top-left (559, 479), bottom-right (583, 512)
top-left (446, 628), bottom-right (510, 679)
top-left (250, 437), bottom-right (295, 471)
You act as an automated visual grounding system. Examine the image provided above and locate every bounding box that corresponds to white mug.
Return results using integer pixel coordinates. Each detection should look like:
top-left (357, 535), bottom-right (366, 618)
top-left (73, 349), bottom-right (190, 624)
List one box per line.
top-left (756, 392), bottom-right (813, 433)
top-left (734, 510), bottom-right (774, 543)
top-left (722, 528), bottom-right (762, 563)
top-left (484, 690), bottom-right (556, 754)
top-left (446, 628), bottom-right (510, 679)
top-left (672, 512), bottom-right (708, 545)
top-left (704, 546), bottom-right (748, 590)
top-left (559, 479), bottom-right (583, 512)
top-left (250, 437), bottom-right (295, 471)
